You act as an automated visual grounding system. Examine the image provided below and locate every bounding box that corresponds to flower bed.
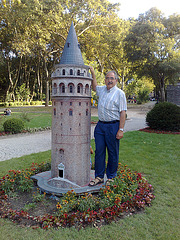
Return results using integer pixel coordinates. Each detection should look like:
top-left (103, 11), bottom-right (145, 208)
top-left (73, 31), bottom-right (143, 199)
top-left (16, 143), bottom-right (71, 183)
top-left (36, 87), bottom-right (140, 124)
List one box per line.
top-left (0, 162), bottom-right (155, 229)
top-left (139, 127), bottom-right (180, 134)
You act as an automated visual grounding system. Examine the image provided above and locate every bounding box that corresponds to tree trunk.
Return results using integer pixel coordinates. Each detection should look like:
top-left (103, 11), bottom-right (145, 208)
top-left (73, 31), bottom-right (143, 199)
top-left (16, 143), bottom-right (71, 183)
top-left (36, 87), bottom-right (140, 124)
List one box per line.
top-left (44, 57), bottom-right (49, 107)
top-left (12, 55), bottom-right (22, 100)
top-left (160, 75), bottom-right (165, 102)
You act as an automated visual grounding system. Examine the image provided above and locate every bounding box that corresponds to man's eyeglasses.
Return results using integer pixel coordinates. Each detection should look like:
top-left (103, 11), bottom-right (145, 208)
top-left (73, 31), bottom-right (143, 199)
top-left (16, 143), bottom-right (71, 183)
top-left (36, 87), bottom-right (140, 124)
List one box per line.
top-left (105, 77), bottom-right (115, 80)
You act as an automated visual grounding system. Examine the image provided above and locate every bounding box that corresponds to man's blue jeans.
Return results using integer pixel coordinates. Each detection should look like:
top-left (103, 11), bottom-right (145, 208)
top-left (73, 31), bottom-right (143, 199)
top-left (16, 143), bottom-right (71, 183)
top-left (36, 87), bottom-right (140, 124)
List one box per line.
top-left (94, 121), bottom-right (120, 179)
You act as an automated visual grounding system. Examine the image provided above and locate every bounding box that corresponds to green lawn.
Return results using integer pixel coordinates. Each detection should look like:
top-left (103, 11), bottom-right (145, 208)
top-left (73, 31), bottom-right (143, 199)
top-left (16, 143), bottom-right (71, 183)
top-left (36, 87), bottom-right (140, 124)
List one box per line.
top-left (0, 106), bottom-right (99, 131)
top-left (0, 131), bottom-right (179, 240)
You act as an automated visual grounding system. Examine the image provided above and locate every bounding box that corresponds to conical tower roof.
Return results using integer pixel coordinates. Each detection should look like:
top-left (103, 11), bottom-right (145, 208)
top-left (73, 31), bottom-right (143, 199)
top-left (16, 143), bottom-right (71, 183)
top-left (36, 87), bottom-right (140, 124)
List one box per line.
top-left (60, 22), bottom-right (84, 65)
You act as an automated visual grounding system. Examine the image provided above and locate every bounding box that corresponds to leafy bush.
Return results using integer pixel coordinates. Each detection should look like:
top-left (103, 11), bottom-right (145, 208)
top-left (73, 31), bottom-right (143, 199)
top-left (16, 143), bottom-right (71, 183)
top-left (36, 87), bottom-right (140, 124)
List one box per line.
top-left (137, 89), bottom-right (149, 104)
top-left (30, 101), bottom-right (44, 105)
top-left (3, 118), bottom-right (25, 133)
top-left (146, 102), bottom-right (180, 131)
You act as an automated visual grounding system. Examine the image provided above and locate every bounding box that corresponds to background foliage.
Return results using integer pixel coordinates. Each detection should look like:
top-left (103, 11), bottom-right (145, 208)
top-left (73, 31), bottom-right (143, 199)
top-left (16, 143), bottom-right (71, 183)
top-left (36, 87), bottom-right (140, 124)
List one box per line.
top-left (0, 1), bottom-right (179, 104)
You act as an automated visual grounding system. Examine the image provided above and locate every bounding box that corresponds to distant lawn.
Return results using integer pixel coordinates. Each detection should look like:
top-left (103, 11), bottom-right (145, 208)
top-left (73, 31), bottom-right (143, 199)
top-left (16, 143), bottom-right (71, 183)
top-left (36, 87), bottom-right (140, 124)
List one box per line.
top-left (0, 106), bottom-right (99, 131)
top-left (0, 131), bottom-right (179, 240)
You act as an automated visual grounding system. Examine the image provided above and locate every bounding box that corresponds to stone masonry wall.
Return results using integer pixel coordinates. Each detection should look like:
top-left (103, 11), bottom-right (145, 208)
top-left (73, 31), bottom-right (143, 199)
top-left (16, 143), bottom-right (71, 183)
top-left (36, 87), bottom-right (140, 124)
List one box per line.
top-left (167, 84), bottom-right (180, 106)
top-left (51, 97), bottom-right (91, 186)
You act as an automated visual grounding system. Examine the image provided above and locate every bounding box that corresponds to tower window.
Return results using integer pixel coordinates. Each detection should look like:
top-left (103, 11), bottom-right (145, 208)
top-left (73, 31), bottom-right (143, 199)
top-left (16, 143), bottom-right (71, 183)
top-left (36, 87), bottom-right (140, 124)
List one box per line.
top-left (70, 69), bottom-right (73, 75)
top-left (77, 83), bottom-right (83, 94)
top-left (79, 102), bottom-right (81, 106)
top-left (53, 83), bottom-right (57, 94)
top-left (86, 109), bottom-right (88, 116)
top-left (69, 110), bottom-right (73, 116)
top-left (59, 83), bottom-right (65, 93)
top-left (54, 108), bottom-right (56, 116)
top-left (62, 69), bottom-right (65, 75)
top-left (68, 83), bottom-right (74, 93)
top-left (70, 102), bottom-right (72, 106)
top-left (77, 70), bottom-right (80, 76)
top-left (67, 42), bottom-right (70, 47)
top-left (85, 84), bottom-right (89, 94)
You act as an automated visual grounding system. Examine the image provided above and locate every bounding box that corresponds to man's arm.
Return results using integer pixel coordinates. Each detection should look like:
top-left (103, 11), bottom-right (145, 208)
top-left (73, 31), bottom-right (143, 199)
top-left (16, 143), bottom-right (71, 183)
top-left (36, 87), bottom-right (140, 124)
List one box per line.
top-left (89, 66), bottom-right (97, 91)
top-left (116, 110), bottom-right (126, 140)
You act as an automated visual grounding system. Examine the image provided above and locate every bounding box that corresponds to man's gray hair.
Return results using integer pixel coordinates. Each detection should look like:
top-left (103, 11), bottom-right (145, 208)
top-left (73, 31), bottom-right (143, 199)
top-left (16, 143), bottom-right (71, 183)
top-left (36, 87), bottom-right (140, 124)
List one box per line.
top-left (105, 70), bottom-right (119, 80)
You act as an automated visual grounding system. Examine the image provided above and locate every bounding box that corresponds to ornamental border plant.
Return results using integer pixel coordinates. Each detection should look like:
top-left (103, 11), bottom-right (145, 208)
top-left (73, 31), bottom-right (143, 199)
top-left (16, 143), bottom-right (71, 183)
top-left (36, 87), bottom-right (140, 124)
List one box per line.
top-left (0, 162), bottom-right (155, 229)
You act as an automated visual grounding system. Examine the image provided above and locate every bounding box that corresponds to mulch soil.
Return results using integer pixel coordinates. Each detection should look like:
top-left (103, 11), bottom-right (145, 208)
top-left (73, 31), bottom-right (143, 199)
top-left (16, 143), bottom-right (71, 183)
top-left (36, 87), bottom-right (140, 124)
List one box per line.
top-left (139, 127), bottom-right (180, 134)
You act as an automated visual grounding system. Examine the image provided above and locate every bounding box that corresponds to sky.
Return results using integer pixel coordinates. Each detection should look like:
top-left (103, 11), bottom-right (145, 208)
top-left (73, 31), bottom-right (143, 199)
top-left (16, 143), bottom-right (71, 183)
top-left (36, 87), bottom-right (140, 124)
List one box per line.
top-left (110, 0), bottom-right (180, 19)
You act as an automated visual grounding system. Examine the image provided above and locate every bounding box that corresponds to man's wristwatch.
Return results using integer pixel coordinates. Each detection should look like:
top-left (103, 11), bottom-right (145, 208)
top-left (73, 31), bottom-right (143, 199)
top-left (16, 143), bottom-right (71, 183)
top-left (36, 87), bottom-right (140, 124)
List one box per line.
top-left (119, 128), bottom-right (124, 132)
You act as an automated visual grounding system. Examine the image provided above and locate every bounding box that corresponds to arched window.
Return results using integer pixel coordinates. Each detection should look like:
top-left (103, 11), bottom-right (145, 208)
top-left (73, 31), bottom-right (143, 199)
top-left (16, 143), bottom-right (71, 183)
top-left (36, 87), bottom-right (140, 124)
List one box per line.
top-left (85, 84), bottom-right (89, 94)
top-left (68, 83), bottom-right (74, 93)
top-left (77, 83), bottom-right (83, 94)
top-left (54, 108), bottom-right (56, 116)
top-left (77, 70), bottom-right (80, 76)
top-left (53, 83), bottom-right (57, 94)
top-left (86, 109), bottom-right (88, 116)
top-left (70, 69), bottom-right (73, 75)
top-left (59, 83), bottom-right (65, 93)
top-left (62, 69), bottom-right (65, 75)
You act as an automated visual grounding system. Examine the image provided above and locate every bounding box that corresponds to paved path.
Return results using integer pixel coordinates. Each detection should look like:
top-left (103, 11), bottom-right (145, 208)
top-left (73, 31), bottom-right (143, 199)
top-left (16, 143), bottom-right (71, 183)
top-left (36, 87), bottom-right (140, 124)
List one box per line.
top-left (0, 103), bottom-right (155, 162)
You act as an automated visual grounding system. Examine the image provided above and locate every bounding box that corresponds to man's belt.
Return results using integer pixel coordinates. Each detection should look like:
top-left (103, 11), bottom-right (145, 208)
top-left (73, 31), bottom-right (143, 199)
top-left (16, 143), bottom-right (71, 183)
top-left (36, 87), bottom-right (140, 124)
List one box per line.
top-left (99, 120), bottom-right (119, 124)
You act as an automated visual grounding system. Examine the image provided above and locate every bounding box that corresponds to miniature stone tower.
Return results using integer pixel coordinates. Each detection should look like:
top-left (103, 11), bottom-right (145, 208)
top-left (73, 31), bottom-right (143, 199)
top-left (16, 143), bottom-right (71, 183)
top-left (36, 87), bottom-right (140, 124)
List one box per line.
top-left (51, 22), bottom-right (92, 187)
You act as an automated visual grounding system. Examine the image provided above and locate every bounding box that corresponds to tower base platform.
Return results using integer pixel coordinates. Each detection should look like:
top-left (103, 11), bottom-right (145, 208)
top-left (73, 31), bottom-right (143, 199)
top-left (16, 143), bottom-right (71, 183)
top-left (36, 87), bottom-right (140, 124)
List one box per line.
top-left (31, 171), bottom-right (107, 196)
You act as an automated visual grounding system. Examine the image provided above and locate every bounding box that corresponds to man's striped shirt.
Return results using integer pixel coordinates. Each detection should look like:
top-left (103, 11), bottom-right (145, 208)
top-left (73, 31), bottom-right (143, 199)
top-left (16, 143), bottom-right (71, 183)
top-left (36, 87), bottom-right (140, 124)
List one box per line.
top-left (96, 85), bottom-right (127, 122)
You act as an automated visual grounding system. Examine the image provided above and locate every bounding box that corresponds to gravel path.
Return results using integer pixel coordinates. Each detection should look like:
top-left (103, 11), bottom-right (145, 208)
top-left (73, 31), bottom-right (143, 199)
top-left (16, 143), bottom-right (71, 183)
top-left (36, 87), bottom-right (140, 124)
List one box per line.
top-left (0, 102), bottom-right (155, 162)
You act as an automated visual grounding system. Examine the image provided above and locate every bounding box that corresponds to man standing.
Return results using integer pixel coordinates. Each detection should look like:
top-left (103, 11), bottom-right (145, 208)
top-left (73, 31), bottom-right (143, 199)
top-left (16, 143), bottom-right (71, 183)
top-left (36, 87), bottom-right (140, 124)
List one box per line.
top-left (89, 66), bottom-right (127, 186)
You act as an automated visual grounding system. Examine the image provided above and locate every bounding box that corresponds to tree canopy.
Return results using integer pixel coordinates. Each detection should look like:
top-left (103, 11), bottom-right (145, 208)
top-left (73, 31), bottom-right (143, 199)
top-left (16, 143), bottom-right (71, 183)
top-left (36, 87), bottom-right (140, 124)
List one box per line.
top-left (0, 2), bottom-right (179, 103)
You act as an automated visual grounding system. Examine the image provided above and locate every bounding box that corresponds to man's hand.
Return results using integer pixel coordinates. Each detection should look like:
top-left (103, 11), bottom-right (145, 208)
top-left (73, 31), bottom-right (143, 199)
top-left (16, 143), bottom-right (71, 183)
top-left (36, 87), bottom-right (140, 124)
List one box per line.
top-left (116, 129), bottom-right (124, 139)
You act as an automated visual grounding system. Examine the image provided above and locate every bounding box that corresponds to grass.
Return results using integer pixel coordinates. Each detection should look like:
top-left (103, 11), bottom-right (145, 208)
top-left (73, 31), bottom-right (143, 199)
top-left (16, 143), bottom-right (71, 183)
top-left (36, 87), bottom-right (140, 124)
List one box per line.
top-left (0, 106), bottom-right (52, 131)
top-left (0, 131), bottom-right (179, 239)
top-left (0, 106), bottom-right (99, 131)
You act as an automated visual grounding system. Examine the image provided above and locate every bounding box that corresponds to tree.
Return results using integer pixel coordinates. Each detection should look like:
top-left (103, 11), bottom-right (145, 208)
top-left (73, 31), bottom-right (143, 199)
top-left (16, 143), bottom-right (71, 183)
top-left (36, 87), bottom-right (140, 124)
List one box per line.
top-left (125, 76), bottom-right (155, 102)
top-left (124, 8), bottom-right (180, 101)
top-left (0, 0), bottom-right (121, 104)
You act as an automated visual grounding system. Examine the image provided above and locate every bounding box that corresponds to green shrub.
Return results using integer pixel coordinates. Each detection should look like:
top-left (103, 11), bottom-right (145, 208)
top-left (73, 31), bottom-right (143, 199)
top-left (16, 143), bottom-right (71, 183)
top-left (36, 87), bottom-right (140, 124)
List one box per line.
top-left (3, 118), bottom-right (25, 133)
top-left (137, 89), bottom-right (149, 104)
top-left (0, 102), bottom-right (5, 107)
top-left (8, 102), bottom-right (14, 106)
top-left (30, 101), bottom-right (43, 105)
top-left (146, 102), bottom-right (180, 131)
